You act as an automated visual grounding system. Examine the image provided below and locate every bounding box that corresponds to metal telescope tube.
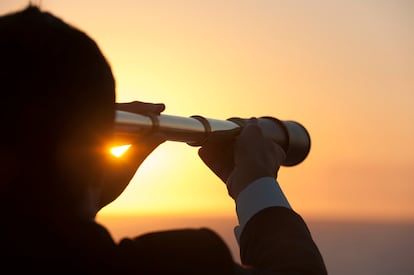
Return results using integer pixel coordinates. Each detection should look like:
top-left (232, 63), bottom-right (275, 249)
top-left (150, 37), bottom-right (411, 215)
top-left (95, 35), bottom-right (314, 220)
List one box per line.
top-left (114, 110), bottom-right (311, 166)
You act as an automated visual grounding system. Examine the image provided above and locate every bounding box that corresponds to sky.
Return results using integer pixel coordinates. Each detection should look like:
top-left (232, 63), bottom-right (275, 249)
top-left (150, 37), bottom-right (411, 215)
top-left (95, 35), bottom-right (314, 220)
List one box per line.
top-left (1, 0), bottom-right (413, 222)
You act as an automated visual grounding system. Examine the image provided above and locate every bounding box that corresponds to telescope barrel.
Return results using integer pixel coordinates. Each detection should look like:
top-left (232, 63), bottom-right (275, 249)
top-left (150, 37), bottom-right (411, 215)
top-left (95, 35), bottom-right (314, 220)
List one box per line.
top-left (114, 110), bottom-right (311, 166)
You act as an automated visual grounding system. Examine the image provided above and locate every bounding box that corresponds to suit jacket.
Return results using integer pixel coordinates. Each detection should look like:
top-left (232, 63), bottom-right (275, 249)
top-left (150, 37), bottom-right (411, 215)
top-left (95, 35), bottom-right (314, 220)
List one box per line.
top-left (116, 206), bottom-right (327, 274)
top-left (239, 207), bottom-right (327, 274)
top-left (1, 207), bottom-right (327, 274)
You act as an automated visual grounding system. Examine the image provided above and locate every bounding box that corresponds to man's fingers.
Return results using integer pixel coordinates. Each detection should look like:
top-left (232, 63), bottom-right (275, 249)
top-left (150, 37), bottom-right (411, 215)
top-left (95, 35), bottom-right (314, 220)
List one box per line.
top-left (202, 128), bottom-right (241, 146)
top-left (116, 101), bottom-right (166, 115)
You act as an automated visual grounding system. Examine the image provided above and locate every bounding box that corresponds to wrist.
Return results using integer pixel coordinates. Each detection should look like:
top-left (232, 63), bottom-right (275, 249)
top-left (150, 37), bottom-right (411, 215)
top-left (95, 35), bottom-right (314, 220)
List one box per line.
top-left (226, 163), bottom-right (274, 199)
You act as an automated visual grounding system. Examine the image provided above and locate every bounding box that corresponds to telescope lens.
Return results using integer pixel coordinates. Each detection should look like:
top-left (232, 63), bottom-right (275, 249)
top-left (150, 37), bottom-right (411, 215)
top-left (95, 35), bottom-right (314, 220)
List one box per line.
top-left (282, 121), bottom-right (311, 166)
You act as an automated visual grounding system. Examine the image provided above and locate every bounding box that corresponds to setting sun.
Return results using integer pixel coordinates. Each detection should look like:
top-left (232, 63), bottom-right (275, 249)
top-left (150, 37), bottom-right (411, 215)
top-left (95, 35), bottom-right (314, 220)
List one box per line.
top-left (110, 144), bottom-right (131, 158)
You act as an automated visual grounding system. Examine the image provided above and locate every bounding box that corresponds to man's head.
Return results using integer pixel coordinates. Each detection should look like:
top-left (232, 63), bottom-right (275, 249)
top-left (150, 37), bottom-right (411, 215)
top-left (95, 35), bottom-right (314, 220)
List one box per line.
top-left (0, 5), bottom-right (116, 214)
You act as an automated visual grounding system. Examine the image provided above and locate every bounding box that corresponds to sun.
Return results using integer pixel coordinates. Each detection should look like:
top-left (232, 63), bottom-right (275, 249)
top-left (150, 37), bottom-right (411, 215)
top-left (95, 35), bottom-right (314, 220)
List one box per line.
top-left (110, 144), bottom-right (131, 158)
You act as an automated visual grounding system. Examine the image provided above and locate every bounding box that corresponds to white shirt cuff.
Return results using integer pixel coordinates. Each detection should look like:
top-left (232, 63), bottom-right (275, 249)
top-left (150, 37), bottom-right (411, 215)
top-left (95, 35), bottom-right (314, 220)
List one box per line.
top-left (234, 177), bottom-right (291, 242)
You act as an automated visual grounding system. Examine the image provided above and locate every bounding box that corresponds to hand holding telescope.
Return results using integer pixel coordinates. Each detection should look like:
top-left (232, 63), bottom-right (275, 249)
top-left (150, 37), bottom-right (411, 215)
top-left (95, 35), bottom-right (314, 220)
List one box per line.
top-left (114, 111), bottom-right (311, 166)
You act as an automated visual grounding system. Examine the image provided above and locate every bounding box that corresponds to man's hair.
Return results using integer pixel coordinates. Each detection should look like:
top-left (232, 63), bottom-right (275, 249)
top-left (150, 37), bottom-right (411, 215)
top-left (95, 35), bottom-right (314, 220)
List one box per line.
top-left (0, 5), bottom-right (116, 204)
top-left (0, 5), bottom-right (115, 147)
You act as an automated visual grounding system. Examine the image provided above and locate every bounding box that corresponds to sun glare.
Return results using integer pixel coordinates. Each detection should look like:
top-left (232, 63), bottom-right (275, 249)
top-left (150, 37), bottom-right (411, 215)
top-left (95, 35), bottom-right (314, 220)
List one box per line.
top-left (110, 144), bottom-right (131, 158)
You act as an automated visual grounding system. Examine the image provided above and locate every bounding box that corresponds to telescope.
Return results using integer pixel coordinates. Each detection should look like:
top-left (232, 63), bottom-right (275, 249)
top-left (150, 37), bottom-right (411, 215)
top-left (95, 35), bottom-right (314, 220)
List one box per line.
top-left (114, 111), bottom-right (311, 166)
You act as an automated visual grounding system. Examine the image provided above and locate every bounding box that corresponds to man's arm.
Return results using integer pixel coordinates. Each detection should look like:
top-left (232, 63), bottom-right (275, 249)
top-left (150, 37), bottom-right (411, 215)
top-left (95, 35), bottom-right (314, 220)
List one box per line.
top-left (199, 119), bottom-right (327, 274)
top-left (240, 206), bottom-right (327, 275)
top-left (234, 177), bottom-right (291, 240)
top-left (233, 177), bottom-right (327, 274)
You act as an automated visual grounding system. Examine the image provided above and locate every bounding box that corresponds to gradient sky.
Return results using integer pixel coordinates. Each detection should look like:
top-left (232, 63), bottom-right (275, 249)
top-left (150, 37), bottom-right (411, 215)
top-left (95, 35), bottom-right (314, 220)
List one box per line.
top-left (2, 0), bottom-right (413, 222)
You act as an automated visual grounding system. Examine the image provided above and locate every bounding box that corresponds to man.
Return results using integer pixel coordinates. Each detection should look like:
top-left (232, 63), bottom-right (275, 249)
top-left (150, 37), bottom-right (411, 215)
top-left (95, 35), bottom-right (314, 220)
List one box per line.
top-left (0, 5), bottom-right (327, 274)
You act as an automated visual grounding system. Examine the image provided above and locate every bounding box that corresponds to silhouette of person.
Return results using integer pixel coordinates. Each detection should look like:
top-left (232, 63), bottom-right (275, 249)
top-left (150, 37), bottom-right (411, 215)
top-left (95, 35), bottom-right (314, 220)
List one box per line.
top-left (0, 5), bottom-right (327, 274)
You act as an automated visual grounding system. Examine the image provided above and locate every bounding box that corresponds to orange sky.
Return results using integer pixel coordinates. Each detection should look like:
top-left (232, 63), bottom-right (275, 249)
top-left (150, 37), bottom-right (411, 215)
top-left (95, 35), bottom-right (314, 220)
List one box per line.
top-left (2, 0), bottom-right (413, 222)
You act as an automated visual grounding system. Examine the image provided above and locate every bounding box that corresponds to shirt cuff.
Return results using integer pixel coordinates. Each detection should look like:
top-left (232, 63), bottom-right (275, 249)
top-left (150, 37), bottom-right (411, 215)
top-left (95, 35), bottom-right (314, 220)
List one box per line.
top-left (234, 177), bottom-right (291, 242)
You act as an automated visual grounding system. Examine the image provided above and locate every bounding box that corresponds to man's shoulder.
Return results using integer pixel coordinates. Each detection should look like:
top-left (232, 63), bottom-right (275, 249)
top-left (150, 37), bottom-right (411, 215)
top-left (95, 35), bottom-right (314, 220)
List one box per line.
top-left (118, 228), bottom-right (235, 274)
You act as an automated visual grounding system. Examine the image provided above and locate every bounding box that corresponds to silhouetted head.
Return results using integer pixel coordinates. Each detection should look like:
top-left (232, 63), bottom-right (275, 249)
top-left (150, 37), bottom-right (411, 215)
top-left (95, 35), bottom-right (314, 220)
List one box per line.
top-left (0, 5), bottom-right (115, 217)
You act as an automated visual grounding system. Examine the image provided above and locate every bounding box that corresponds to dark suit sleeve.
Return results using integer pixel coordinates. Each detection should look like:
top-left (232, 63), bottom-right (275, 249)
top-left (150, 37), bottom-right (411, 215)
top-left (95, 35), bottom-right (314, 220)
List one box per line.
top-left (239, 206), bottom-right (328, 275)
